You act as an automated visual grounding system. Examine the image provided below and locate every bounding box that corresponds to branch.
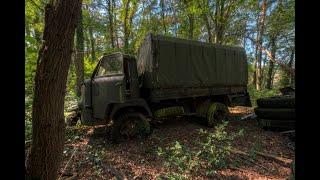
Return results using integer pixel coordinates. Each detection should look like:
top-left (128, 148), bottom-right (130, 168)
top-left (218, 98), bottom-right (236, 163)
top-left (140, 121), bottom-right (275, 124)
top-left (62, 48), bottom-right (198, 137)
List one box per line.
top-left (58, 146), bottom-right (78, 180)
top-left (228, 147), bottom-right (293, 168)
top-left (246, 36), bottom-right (295, 76)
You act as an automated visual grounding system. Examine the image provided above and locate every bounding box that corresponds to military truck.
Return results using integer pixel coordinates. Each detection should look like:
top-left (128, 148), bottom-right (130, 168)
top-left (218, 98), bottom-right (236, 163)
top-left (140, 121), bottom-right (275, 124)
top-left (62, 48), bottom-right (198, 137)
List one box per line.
top-left (78, 34), bottom-right (251, 141)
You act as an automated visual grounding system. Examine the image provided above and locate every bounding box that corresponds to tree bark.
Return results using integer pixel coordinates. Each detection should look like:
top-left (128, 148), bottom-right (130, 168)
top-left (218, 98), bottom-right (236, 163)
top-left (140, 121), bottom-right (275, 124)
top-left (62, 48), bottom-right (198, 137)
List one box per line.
top-left (75, 6), bottom-right (84, 97)
top-left (252, 38), bottom-right (258, 85)
top-left (123, 0), bottom-right (131, 52)
top-left (88, 25), bottom-right (96, 60)
top-left (255, 0), bottom-right (267, 91)
top-left (26, 0), bottom-right (81, 179)
top-left (204, 13), bottom-right (212, 43)
top-left (288, 48), bottom-right (295, 86)
top-left (266, 37), bottom-right (276, 89)
top-left (84, 4), bottom-right (96, 60)
top-left (107, 0), bottom-right (115, 49)
top-left (214, 0), bottom-right (225, 44)
top-left (113, 0), bottom-right (120, 49)
top-left (188, 14), bottom-right (194, 39)
top-left (160, 0), bottom-right (167, 34)
top-left (85, 28), bottom-right (91, 57)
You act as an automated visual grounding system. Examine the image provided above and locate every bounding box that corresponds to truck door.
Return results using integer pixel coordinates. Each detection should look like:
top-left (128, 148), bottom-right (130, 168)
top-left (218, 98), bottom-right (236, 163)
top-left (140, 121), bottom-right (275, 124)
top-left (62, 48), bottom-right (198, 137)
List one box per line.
top-left (91, 55), bottom-right (125, 120)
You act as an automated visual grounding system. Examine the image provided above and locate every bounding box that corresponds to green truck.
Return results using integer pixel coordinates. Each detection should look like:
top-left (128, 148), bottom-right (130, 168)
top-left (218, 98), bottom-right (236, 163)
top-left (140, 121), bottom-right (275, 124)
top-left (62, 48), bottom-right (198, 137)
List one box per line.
top-left (79, 34), bottom-right (251, 141)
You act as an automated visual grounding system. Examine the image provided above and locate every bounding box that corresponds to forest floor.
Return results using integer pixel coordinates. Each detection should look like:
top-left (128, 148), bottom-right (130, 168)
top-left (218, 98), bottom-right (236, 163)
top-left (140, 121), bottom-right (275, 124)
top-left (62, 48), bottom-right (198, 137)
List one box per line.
top-left (56, 106), bottom-right (294, 180)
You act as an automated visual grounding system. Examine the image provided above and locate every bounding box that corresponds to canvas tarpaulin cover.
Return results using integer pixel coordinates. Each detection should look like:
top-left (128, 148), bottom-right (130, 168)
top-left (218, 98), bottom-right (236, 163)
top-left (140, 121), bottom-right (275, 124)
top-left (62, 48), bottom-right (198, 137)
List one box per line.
top-left (137, 34), bottom-right (248, 89)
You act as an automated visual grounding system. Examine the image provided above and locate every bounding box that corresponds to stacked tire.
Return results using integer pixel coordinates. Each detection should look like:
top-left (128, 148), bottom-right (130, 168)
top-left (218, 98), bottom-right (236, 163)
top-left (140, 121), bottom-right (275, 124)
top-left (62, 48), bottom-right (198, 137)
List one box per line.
top-left (254, 95), bottom-right (295, 130)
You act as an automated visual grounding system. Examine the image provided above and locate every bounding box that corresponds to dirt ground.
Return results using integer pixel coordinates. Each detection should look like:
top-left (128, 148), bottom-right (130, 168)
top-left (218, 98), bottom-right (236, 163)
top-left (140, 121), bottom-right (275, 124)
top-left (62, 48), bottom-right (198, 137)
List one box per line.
top-left (58, 106), bottom-right (295, 180)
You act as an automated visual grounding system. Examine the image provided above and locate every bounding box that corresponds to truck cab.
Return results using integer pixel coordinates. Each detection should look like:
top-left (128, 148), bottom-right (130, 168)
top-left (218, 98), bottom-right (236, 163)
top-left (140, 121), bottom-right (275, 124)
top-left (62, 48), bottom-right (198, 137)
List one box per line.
top-left (79, 52), bottom-right (152, 128)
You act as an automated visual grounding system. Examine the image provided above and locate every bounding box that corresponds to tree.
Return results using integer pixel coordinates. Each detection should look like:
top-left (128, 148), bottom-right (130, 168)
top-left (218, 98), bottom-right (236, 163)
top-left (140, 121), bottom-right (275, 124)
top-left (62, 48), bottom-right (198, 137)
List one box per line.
top-left (266, 36), bottom-right (276, 89)
top-left (254, 0), bottom-right (267, 90)
top-left (26, 0), bottom-right (82, 179)
top-left (84, 4), bottom-right (97, 60)
top-left (75, 6), bottom-right (85, 97)
top-left (160, 0), bottom-right (167, 35)
top-left (121, 0), bottom-right (139, 53)
top-left (107, 0), bottom-right (116, 49)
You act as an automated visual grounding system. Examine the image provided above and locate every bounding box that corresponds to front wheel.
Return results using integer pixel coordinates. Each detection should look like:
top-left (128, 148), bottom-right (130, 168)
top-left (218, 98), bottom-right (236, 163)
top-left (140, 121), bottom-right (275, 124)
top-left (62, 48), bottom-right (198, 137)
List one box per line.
top-left (111, 112), bottom-right (151, 142)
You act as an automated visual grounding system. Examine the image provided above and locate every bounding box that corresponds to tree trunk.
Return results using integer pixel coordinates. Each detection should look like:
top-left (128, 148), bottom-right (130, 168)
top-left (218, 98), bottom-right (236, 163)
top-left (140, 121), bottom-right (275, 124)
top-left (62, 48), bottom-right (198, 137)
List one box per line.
top-left (288, 49), bottom-right (295, 86)
top-left (252, 40), bottom-right (258, 85)
top-left (255, 0), bottom-right (267, 91)
top-left (107, 0), bottom-right (115, 49)
top-left (204, 14), bottom-right (212, 43)
top-left (85, 28), bottom-right (91, 57)
top-left (214, 0), bottom-right (225, 44)
top-left (75, 6), bottom-right (84, 97)
top-left (88, 25), bottom-right (96, 60)
top-left (188, 14), bottom-right (194, 40)
top-left (252, 9), bottom-right (260, 86)
top-left (160, 0), bottom-right (167, 34)
top-left (266, 37), bottom-right (276, 89)
top-left (26, 0), bottom-right (81, 179)
top-left (173, 0), bottom-right (178, 37)
top-left (123, 0), bottom-right (131, 52)
top-left (113, 0), bottom-right (120, 49)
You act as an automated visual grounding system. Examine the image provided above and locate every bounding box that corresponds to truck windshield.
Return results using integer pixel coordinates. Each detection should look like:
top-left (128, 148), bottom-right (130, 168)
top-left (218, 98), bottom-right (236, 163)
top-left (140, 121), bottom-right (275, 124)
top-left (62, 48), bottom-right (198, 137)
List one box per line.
top-left (96, 56), bottom-right (123, 77)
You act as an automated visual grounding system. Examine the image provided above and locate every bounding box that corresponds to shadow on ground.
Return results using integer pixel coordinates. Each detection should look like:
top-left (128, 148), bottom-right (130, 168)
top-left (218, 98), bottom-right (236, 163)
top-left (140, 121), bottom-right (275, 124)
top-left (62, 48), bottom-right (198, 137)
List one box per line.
top-left (61, 106), bottom-right (294, 179)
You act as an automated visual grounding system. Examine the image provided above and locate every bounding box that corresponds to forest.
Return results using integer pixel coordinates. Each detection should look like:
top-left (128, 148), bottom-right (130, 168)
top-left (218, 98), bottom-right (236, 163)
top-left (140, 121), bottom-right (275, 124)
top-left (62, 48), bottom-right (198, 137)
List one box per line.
top-left (25, 0), bottom-right (295, 179)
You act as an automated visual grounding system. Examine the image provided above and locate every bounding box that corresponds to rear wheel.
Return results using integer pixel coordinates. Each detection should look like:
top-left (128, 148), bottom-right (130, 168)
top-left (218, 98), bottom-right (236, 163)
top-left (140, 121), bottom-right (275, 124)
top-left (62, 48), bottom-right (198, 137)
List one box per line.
top-left (206, 102), bottom-right (229, 127)
top-left (111, 112), bottom-right (151, 143)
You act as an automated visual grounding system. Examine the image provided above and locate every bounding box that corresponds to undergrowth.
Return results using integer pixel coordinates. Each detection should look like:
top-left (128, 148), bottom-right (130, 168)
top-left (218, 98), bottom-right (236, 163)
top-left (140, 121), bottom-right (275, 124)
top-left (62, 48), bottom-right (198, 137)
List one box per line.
top-left (248, 85), bottom-right (280, 107)
top-left (157, 121), bottom-right (244, 179)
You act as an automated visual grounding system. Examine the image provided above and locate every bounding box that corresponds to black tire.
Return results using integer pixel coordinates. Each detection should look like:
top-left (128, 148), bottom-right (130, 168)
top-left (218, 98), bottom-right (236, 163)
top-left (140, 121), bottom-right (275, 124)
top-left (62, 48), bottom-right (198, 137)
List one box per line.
top-left (257, 118), bottom-right (295, 130)
top-left (206, 102), bottom-right (229, 127)
top-left (254, 107), bottom-right (295, 120)
top-left (257, 96), bottom-right (295, 108)
top-left (111, 112), bottom-right (151, 143)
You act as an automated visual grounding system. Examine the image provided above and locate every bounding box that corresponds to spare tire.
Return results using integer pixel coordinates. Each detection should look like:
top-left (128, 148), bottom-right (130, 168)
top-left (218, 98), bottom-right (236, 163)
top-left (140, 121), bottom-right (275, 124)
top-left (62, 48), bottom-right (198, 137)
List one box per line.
top-left (257, 96), bottom-right (295, 108)
top-left (254, 107), bottom-right (295, 120)
top-left (257, 118), bottom-right (295, 129)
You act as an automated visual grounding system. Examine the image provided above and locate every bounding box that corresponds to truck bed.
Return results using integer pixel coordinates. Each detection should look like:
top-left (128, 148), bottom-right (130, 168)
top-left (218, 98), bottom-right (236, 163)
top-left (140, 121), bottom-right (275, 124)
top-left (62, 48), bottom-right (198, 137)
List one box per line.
top-left (137, 34), bottom-right (248, 91)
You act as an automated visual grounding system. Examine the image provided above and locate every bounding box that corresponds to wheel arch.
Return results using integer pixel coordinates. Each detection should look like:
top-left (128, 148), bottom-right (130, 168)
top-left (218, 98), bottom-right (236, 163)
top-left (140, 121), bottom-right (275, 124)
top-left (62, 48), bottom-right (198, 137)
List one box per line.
top-left (106, 98), bottom-right (152, 120)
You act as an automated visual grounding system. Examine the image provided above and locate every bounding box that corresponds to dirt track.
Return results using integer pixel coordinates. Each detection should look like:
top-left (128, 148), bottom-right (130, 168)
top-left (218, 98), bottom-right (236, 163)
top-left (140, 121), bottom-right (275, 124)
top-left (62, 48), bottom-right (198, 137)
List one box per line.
top-left (59, 106), bottom-right (294, 179)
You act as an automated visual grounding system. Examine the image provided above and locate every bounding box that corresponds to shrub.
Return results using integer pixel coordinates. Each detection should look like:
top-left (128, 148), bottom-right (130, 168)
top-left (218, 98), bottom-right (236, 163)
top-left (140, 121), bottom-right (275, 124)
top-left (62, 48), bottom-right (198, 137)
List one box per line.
top-left (248, 85), bottom-right (279, 107)
top-left (157, 122), bottom-right (244, 178)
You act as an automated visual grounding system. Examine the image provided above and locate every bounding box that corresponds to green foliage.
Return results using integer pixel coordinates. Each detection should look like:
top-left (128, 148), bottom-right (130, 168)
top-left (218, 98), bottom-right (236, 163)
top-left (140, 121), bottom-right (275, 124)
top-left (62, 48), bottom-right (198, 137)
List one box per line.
top-left (248, 139), bottom-right (262, 160)
top-left (157, 122), bottom-right (244, 178)
top-left (25, 97), bottom-right (33, 141)
top-left (248, 84), bottom-right (279, 107)
top-left (84, 57), bottom-right (98, 79)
